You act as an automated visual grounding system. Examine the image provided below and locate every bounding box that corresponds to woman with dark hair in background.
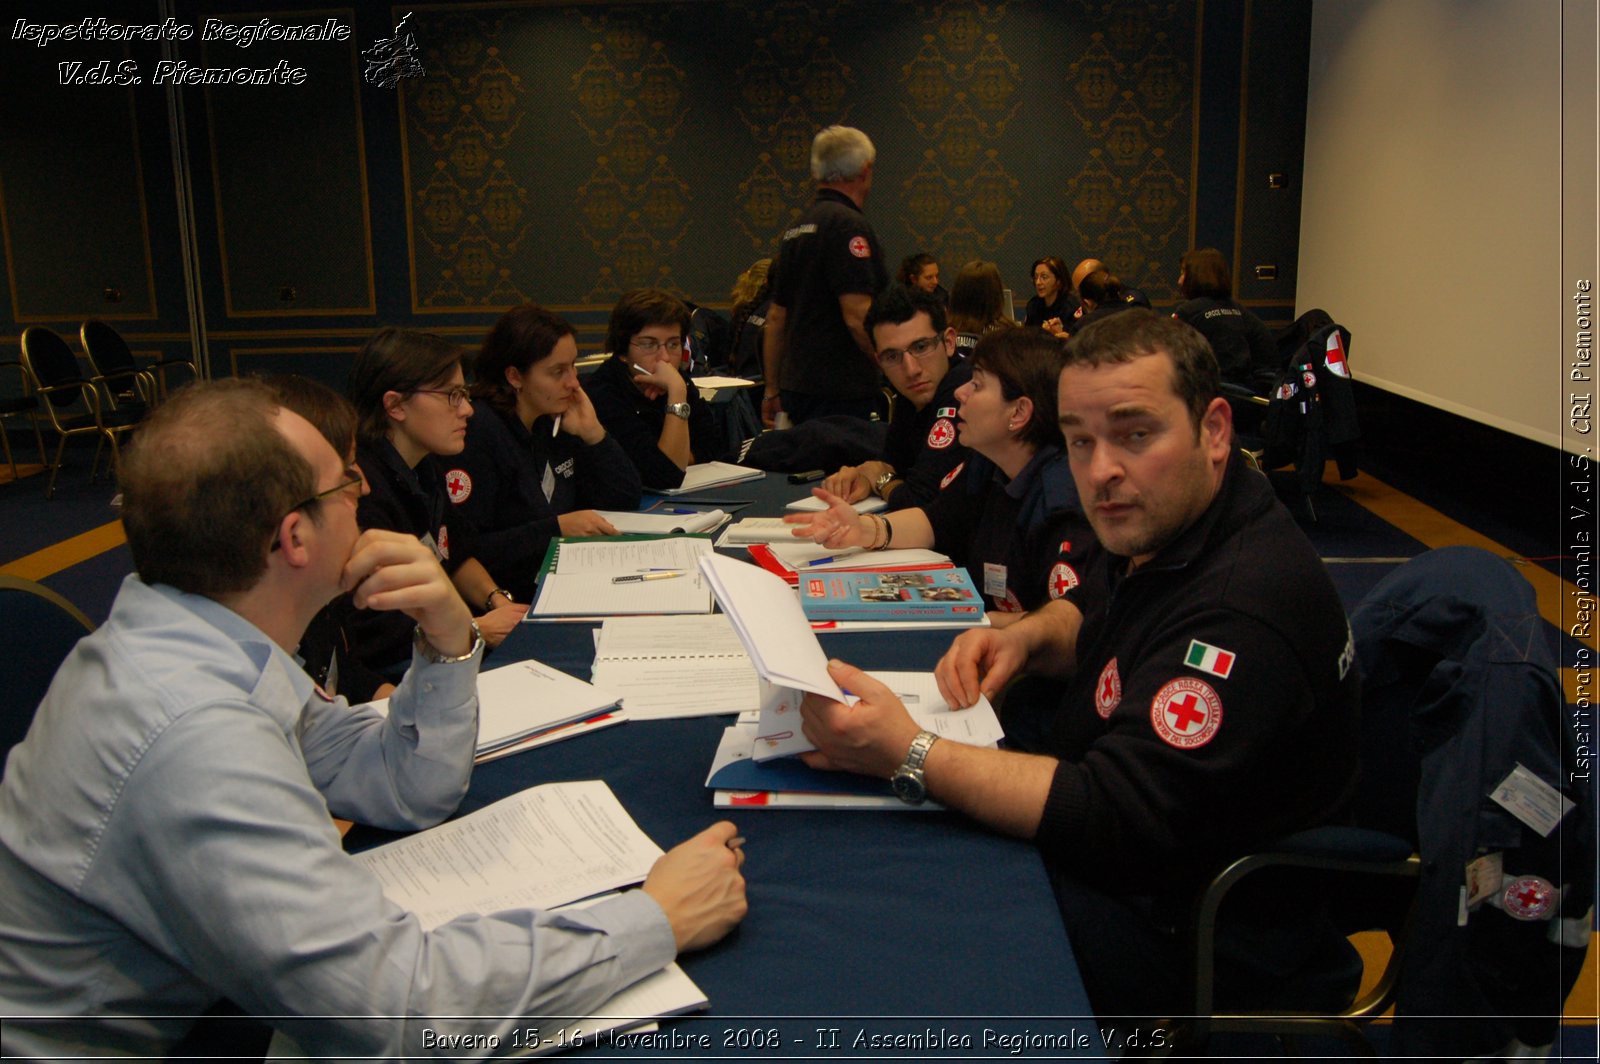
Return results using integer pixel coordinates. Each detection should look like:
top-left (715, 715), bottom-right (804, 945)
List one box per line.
top-left (584, 288), bottom-right (722, 490)
top-left (897, 252), bottom-right (944, 300)
top-left (947, 259), bottom-right (1010, 359)
top-left (1066, 269), bottom-right (1138, 336)
top-left (1022, 256), bottom-right (1075, 337)
top-left (789, 327), bottom-right (1093, 624)
top-left (344, 328), bottom-right (528, 671)
top-left (448, 303), bottom-right (642, 601)
top-left (1173, 247), bottom-right (1280, 393)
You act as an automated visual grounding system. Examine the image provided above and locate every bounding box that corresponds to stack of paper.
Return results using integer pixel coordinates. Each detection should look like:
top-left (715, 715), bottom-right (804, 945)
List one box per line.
top-left (704, 672), bottom-right (1005, 807)
top-left (530, 538), bottom-right (715, 618)
top-left (353, 781), bottom-right (708, 1042)
top-left (746, 541), bottom-right (953, 584)
top-left (595, 509), bottom-right (729, 535)
top-left (474, 659), bottom-right (626, 758)
top-left (589, 615), bottom-right (761, 720)
top-left (656, 461), bottom-right (764, 495)
top-left (785, 494), bottom-right (887, 513)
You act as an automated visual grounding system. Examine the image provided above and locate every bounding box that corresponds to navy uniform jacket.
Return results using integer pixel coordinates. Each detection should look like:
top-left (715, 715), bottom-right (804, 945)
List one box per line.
top-left (349, 438), bottom-right (482, 671)
top-left (1032, 451), bottom-right (1360, 897)
top-left (1174, 297), bottom-right (1280, 393)
top-left (771, 188), bottom-right (888, 400)
top-left (444, 404), bottom-right (642, 601)
top-left (583, 355), bottom-right (721, 491)
top-left (880, 360), bottom-right (972, 511)
top-left (923, 443), bottom-right (1092, 616)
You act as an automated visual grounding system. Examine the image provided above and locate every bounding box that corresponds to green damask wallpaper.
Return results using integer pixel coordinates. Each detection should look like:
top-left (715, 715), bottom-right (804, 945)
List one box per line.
top-left (399, 0), bottom-right (1204, 315)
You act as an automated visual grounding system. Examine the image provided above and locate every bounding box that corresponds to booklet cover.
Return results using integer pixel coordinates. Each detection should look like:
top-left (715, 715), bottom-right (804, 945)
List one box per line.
top-left (797, 567), bottom-right (984, 623)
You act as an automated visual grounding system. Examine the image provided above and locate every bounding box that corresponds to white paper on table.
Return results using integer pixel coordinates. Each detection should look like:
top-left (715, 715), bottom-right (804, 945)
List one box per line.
top-left (353, 780), bottom-right (662, 931)
top-left (593, 509), bottom-right (728, 535)
top-left (691, 374), bottom-right (758, 390)
top-left (785, 495), bottom-right (887, 513)
top-left (533, 539), bottom-right (714, 617)
top-left (591, 657), bottom-right (760, 720)
top-left (475, 659), bottom-right (623, 753)
top-left (549, 537), bottom-right (713, 576)
top-left (696, 554), bottom-right (843, 699)
top-left (593, 615), bottom-right (749, 661)
top-left (761, 541), bottom-right (951, 572)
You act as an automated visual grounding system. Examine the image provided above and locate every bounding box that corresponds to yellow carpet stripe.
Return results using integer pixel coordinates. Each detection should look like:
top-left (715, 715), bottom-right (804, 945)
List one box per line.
top-left (0, 520), bottom-right (126, 581)
top-left (1333, 472), bottom-right (1597, 653)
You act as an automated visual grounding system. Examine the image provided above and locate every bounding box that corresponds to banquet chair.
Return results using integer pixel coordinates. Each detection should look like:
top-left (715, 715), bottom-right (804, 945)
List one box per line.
top-left (80, 319), bottom-right (198, 406)
top-left (0, 358), bottom-right (47, 482)
top-left (0, 576), bottom-right (94, 773)
top-left (19, 327), bottom-right (141, 498)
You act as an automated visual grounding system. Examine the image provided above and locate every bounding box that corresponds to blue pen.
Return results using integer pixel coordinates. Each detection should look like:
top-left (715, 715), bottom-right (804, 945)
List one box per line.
top-left (654, 507), bottom-right (704, 515)
top-left (798, 556), bottom-right (838, 567)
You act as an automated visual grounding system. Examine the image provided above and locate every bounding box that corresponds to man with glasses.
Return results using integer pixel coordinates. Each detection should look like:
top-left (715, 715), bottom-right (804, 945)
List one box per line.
top-left (762, 125), bottom-right (889, 427)
top-left (821, 284), bottom-right (972, 510)
top-left (586, 288), bottom-right (722, 490)
top-left (0, 379), bottom-right (748, 1056)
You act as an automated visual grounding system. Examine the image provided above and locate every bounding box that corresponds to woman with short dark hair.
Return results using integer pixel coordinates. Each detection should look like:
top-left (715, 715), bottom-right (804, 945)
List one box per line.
top-left (447, 304), bottom-right (642, 601)
top-left (1022, 256), bottom-right (1075, 337)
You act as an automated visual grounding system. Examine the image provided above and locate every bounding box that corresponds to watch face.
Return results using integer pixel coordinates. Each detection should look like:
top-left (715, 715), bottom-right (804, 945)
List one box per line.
top-left (892, 769), bottom-right (926, 804)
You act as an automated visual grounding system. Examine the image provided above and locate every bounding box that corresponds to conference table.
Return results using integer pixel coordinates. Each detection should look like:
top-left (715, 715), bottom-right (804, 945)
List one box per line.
top-left (352, 473), bottom-right (1101, 1058)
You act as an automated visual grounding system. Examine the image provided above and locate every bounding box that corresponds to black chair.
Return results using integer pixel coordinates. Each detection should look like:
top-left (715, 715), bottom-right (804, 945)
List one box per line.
top-left (1169, 547), bottom-right (1592, 1057)
top-left (19, 327), bottom-right (142, 498)
top-left (0, 575), bottom-right (94, 772)
top-left (80, 319), bottom-right (198, 407)
top-left (0, 358), bottom-right (47, 482)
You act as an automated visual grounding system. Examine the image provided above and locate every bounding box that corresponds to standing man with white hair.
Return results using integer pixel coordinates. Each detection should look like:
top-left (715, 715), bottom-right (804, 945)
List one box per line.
top-left (762, 125), bottom-right (889, 427)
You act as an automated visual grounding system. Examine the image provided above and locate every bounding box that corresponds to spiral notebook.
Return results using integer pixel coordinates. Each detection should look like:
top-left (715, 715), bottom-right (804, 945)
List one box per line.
top-left (528, 536), bottom-right (715, 618)
top-left (588, 615), bottom-right (761, 720)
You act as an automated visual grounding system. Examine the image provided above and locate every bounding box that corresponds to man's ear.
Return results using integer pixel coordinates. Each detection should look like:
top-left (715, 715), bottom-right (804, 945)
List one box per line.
top-left (1201, 395), bottom-right (1233, 462)
top-left (382, 390), bottom-right (408, 425)
top-left (273, 510), bottom-right (313, 568)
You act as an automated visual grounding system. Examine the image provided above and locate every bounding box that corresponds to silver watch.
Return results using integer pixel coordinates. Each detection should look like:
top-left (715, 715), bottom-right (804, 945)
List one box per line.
top-left (891, 730), bottom-right (940, 804)
top-left (666, 401), bottom-right (691, 420)
top-left (413, 621), bottom-right (484, 664)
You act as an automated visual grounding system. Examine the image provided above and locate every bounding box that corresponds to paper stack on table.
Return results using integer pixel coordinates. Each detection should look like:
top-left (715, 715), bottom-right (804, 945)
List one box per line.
top-left (596, 509), bottom-right (729, 535)
top-left (530, 537), bottom-right (715, 618)
top-left (589, 615), bottom-right (761, 720)
top-left (655, 461), bottom-right (764, 495)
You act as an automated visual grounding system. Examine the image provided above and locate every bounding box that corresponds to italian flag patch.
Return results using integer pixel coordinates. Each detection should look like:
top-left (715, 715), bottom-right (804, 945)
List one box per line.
top-left (1184, 639), bottom-right (1236, 679)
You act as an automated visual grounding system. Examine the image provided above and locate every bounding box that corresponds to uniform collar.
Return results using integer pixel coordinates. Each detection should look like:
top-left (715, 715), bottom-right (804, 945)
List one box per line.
top-left (814, 187), bottom-right (862, 213)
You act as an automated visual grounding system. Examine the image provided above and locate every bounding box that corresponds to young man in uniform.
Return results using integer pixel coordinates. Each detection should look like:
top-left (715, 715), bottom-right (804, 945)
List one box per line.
top-left (820, 284), bottom-right (972, 510)
top-left (0, 379), bottom-right (747, 1057)
top-left (761, 125), bottom-right (889, 427)
top-left (797, 310), bottom-right (1359, 1022)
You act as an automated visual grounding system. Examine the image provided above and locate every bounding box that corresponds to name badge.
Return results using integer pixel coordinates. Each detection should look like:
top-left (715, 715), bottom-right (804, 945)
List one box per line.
top-left (541, 462), bottom-right (556, 502)
top-left (983, 562), bottom-right (1007, 598)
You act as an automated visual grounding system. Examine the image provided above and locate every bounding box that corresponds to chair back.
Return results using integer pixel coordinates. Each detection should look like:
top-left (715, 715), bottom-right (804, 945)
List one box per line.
top-left (20, 328), bottom-right (87, 409)
top-left (0, 576), bottom-right (94, 771)
top-left (80, 320), bottom-right (138, 377)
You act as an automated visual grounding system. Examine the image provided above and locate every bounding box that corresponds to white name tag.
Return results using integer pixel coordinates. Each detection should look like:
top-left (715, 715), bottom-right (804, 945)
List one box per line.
top-left (982, 562), bottom-right (1007, 598)
top-left (1489, 762), bottom-right (1574, 838)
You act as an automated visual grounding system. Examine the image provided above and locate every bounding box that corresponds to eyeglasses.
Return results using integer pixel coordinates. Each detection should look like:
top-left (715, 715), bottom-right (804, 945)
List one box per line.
top-left (629, 337), bottom-right (684, 354)
top-left (270, 467), bottom-right (364, 551)
top-left (876, 335), bottom-right (944, 368)
top-left (413, 385), bottom-right (471, 408)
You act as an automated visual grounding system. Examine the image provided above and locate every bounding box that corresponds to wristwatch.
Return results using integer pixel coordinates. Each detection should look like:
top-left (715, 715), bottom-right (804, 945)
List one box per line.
top-left (891, 730), bottom-right (940, 805)
top-left (413, 620), bottom-right (484, 665)
top-left (871, 468), bottom-right (897, 497)
top-left (666, 401), bottom-right (691, 420)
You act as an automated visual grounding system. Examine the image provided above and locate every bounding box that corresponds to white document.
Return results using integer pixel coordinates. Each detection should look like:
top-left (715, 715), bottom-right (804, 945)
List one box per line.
top-left (718, 517), bottom-right (802, 545)
top-left (588, 615), bottom-right (762, 720)
top-left (697, 554), bottom-right (845, 760)
top-left (594, 509), bottom-right (729, 535)
top-left (785, 494), bottom-right (887, 513)
top-left (762, 541), bottom-right (951, 573)
top-left (656, 461), bottom-right (764, 495)
top-left (691, 374), bottom-right (759, 390)
top-left (474, 711), bottom-right (626, 764)
top-left (475, 659), bottom-right (624, 755)
top-left (532, 539), bottom-right (714, 617)
top-left (353, 780), bottom-right (664, 932)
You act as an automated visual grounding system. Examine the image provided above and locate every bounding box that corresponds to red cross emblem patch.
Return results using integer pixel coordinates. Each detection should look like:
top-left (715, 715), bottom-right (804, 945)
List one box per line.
top-left (994, 588), bottom-right (1023, 613)
top-left (927, 417), bottom-right (956, 450)
top-left (445, 468), bottom-right (472, 504)
top-left (1095, 658), bottom-right (1121, 718)
top-left (1149, 677), bottom-right (1223, 749)
top-left (848, 235), bottom-right (871, 258)
top-left (940, 462), bottom-right (965, 490)
top-left (1048, 561), bottom-right (1078, 599)
top-left (1502, 875), bottom-right (1556, 921)
top-left (1302, 368), bottom-right (1318, 389)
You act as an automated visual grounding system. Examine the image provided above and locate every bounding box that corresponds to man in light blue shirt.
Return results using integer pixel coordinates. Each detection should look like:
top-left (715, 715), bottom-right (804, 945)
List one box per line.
top-left (0, 379), bottom-right (747, 1057)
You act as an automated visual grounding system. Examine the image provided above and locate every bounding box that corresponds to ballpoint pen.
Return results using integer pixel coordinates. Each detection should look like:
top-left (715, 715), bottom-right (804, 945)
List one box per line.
top-left (551, 414), bottom-right (561, 438)
top-left (632, 362), bottom-right (652, 376)
top-left (611, 571), bottom-right (685, 583)
top-left (798, 556), bottom-right (839, 567)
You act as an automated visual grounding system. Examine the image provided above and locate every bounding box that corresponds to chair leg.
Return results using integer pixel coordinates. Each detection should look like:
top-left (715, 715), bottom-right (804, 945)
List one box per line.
top-left (90, 435), bottom-right (107, 484)
top-left (45, 435), bottom-right (67, 499)
top-left (0, 421), bottom-right (16, 481)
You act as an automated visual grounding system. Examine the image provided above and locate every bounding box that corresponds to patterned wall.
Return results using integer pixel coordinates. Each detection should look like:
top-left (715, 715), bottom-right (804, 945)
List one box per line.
top-left (397, 0), bottom-right (1203, 315)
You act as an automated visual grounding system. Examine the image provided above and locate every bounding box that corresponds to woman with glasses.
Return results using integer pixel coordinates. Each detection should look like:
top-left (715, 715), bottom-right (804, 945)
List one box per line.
top-left (790, 326), bottom-right (1094, 625)
top-left (583, 289), bottom-right (722, 490)
top-left (448, 303), bottom-right (642, 601)
top-left (344, 327), bottom-right (529, 672)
